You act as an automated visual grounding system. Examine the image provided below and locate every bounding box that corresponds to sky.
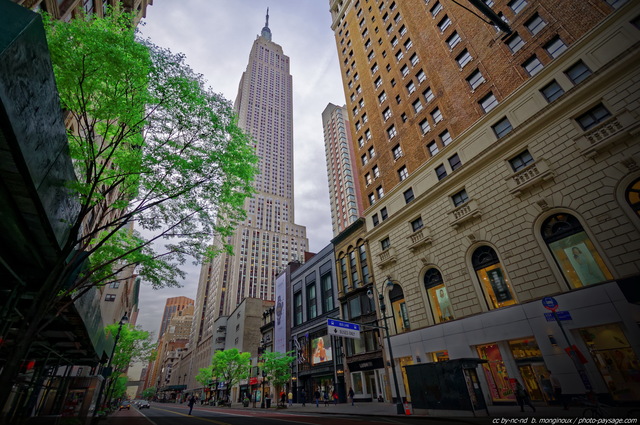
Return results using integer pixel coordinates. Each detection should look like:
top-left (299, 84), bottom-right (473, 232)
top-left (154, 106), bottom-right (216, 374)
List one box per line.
top-left (133, 0), bottom-right (346, 340)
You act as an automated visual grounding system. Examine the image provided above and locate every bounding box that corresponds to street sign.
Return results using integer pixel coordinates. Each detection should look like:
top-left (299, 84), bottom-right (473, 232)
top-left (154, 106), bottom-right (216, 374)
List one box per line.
top-left (327, 319), bottom-right (361, 340)
top-left (541, 297), bottom-right (558, 311)
top-left (544, 311), bottom-right (572, 321)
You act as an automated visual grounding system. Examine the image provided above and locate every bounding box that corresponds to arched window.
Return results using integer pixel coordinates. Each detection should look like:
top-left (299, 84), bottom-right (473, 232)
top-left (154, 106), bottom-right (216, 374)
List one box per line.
top-left (472, 246), bottom-right (517, 309)
top-left (389, 284), bottom-right (410, 333)
top-left (423, 268), bottom-right (454, 323)
top-left (541, 213), bottom-right (612, 288)
top-left (626, 177), bottom-right (640, 218)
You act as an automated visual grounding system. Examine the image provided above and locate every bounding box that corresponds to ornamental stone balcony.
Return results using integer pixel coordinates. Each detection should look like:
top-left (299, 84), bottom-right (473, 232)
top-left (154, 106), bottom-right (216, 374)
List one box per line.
top-left (377, 247), bottom-right (397, 268)
top-left (505, 158), bottom-right (554, 197)
top-left (407, 228), bottom-right (432, 252)
top-left (448, 199), bottom-right (482, 229)
top-left (574, 110), bottom-right (638, 158)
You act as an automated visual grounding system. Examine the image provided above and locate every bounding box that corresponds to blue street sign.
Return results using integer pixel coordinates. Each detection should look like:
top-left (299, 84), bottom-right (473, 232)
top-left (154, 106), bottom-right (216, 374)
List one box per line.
top-left (327, 319), bottom-right (360, 331)
top-left (544, 311), bottom-right (572, 321)
top-left (541, 297), bottom-right (558, 311)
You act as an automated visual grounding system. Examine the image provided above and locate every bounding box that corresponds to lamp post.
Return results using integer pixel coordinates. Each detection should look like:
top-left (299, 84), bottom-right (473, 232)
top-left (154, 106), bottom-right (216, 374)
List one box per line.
top-left (367, 280), bottom-right (405, 415)
top-left (259, 338), bottom-right (267, 408)
top-left (92, 313), bottom-right (128, 422)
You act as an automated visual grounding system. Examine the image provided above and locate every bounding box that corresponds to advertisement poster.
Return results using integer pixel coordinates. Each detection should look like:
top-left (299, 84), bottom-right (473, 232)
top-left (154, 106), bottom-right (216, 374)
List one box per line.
top-left (564, 243), bottom-right (606, 286)
top-left (274, 273), bottom-right (287, 354)
top-left (311, 335), bottom-right (333, 365)
top-left (487, 268), bottom-right (512, 303)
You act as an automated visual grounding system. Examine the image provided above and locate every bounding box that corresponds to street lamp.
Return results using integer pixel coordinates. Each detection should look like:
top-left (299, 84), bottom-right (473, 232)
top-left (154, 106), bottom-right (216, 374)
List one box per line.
top-left (92, 313), bottom-right (128, 422)
top-left (367, 279), bottom-right (405, 415)
top-left (259, 338), bottom-right (266, 408)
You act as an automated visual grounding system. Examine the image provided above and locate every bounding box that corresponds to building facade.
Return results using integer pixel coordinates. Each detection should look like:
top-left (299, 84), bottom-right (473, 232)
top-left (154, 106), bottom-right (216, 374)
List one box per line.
top-left (323, 103), bottom-right (364, 236)
top-left (329, 0), bottom-right (640, 406)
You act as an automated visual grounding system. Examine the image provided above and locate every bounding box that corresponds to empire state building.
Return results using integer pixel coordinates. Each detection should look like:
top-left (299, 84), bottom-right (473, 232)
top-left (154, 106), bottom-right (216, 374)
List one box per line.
top-left (191, 10), bottom-right (308, 349)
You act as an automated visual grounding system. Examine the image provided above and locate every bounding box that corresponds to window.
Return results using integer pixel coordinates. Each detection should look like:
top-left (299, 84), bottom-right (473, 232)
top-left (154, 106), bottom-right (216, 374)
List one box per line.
top-left (509, 149), bottom-right (534, 172)
top-left (452, 188), bottom-right (469, 206)
top-left (401, 113), bottom-right (408, 122)
top-left (386, 23), bottom-right (393, 34)
top-left (411, 217), bottom-right (424, 232)
top-left (381, 207), bottom-right (388, 220)
top-left (507, 33), bottom-right (525, 53)
top-left (424, 269), bottom-right (454, 323)
top-left (394, 12), bottom-right (402, 23)
top-left (525, 13), bottom-right (546, 35)
top-left (446, 31), bottom-right (461, 49)
top-left (368, 146), bottom-right (375, 158)
top-left (361, 154), bottom-right (368, 166)
top-left (395, 94), bottom-right (402, 104)
top-left (606, 0), bottom-right (629, 8)
top-left (376, 186), bottom-right (385, 198)
top-left (440, 130), bottom-right (452, 146)
top-left (413, 99), bottom-right (423, 113)
top-left (398, 166), bottom-right (408, 181)
top-left (373, 165), bottom-right (380, 178)
top-left (456, 49), bottom-right (473, 68)
top-left (401, 64), bottom-right (409, 77)
top-left (389, 284), bottom-right (410, 332)
top-left (358, 136), bottom-right (365, 148)
top-left (576, 103), bottom-right (611, 130)
top-left (355, 121), bottom-right (362, 131)
top-left (492, 117), bottom-right (513, 138)
top-left (484, 0), bottom-right (494, 6)
top-left (307, 284), bottom-right (317, 319)
top-left (541, 213), bottom-right (613, 288)
top-left (383, 107), bottom-right (392, 121)
top-left (625, 176), bottom-right (640, 217)
top-left (365, 172), bottom-right (372, 185)
top-left (436, 164), bottom-right (447, 180)
top-left (399, 24), bottom-right (407, 36)
top-left (359, 244), bottom-right (370, 285)
top-left (340, 256), bottom-right (348, 293)
top-left (427, 141), bottom-right (439, 156)
top-left (356, 84), bottom-right (362, 93)
top-left (404, 38), bottom-right (413, 50)
top-left (431, 108), bottom-right (443, 123)
top-left (387, 125), bottom-right (397, 139)
top-left (372, 213), bottom-right (380, 226)
top-left (508, 0), bottom-right (527, 14)
top-left (375, 76), bottom-right (383, 88)
top-left (545, 36), bottom-right (567, 58)
top-left (410, 53), bottom-right (419, 66)
top-left (416, 69), bottom-right (426, 83)
top-left (354, 72), bottom-right (359, 81)
top-left (565, 60), bottom-right (592, 84)
top-left (362, 113), bottom-right (368, 123)
top-left (467, 69), bottom-right (485, 90)
top-left (365, 38), bottom-right (372, 49)
top-left (391, 78), bottom-right (396, 87)
top-left (420, 119), bottom-right (431, 134)
top-left (404, 188), bottom-right (415, 203)
top-left (378, 91), bottom-right (388, 103)
top-left (109, 282), bottom-right (120, 289)
top-left (294, 292), bottom-right (303, 325)
top-left (472, 246), bottom-right (517, 310)
top-left (381, 237), bottom-right (390, 251)
top-left (540, 80), bottom-right (564, 102)
top-left (431, 1), bottom-right (443, 17)
top-left (423, 87), bottom-right (435, 102)
top-left (448, 153), bottom-right (462, 170)
top-left (480, 92), bottom-right (498, 112)
top-left (349, 250), bottom-right (359, 287)
top-left (392, 144), bottom-right (404, 160)
top-left (395, 50), bottom-right (404, 61)
top-left (105, 294), bottom-right (116, 302)
top-left (368, 50), bottom-right (376, 62)
top-left (321, 273), bottom-right (334, 313)
top-left (523, 55), bottom-right (543, 76)
top-left (438, 15), bottom-right (451, 32)
top-left (368, 193), bottom-right (375, 206)
top-left (365, 129), bottom-right (372, 140)
top-left (371, 62), bottom-right (379, 74)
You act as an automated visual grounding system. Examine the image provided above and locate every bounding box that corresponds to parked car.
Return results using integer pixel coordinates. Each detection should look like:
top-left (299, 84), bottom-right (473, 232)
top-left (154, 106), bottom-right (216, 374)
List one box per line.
top-left (119, 401), bottom-right (131, 410)
top-left (138, 400), bottom-right (150, 409)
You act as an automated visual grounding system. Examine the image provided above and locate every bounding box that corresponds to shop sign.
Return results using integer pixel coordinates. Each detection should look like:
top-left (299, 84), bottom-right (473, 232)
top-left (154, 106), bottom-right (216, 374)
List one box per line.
top-left (249, 377), bottom-right (258, 385)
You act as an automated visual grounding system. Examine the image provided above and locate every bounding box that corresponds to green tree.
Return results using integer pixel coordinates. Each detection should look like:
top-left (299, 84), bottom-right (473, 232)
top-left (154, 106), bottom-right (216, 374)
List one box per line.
top-left (210, 349), bottom-right (251, 404)
top-left (141, 387), bottom-right (157, 400)
top-left (261, 351), bottom-right (296, 403)
top-left (195, 365), bottom-right (213, 388)
top-left (0, 9), bottom-right (257, 410)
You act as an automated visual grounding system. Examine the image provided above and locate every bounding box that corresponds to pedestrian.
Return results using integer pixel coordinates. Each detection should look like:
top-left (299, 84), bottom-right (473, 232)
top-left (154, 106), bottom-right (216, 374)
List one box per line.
top-left (550, 374), bottom-right (568, 410)
top-left (280, 390), bottom-right (286, 407)
top-left (314, 389), bottom-right (321, 407)
top-left (323, 390), bottom-right (329, 406)
top-left (515, 382), bottom-right (536, 412)
top-left (332, 390), bottom-right (338, 405)
top-left (301, 389), bottom-right (306, 407)
top-left (288, 390), bottom-right (293, 407)
top-left (188, 395), bottom-right (196, 415)
top-left (348, 387), bottom-right (355, 406)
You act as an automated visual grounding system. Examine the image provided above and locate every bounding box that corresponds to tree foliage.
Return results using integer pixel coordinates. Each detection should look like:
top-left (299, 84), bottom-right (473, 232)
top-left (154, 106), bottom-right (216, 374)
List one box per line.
top-left (141, 387), bottom-right (157, 399)
top-left (210, 349), bottom-right (251, 396)
top-left (105, 323), bottom-right (155, 376)
top-left (261, 351), bottom-right (295, 394)
top-left (195, 365), bottom-right (213, 387)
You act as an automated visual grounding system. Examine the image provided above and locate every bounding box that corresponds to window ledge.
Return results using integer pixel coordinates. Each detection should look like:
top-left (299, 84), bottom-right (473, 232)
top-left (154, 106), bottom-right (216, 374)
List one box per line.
top-left (448, 199), bottom-right (482, 229)
top-left (505, 158), bottom-right (555, 197)
top-left (407, 228), bottom-right (432, 252)
top-left (377, 247), bottom-right (397, 268)
top-left (574, 110), bottom-right (639, 158)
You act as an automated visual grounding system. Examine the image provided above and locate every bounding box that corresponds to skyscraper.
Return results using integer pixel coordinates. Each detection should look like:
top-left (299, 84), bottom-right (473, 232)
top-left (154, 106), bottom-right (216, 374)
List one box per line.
top-left (322, 103), bottom-right (364, 236)
top-left (187, 10), bottom-right (309, 386)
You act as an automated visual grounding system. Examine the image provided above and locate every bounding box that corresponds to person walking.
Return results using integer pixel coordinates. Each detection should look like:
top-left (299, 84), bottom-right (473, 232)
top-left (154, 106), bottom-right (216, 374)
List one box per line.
top-left (280, 390), bottom-right (286, 407)
top-left (188, 395), bottom-right (196, 415)
top-left (515, 382), bottom-right (536, 412)
top-left (301, 389), bottom-right (306, 407)
top-left (288, 390), bottom-right (293, 407)
top-left (323, 390), bottom-right (329, 407)
top-left (314, 389), bottom-right (321, 407)
top-left (550, 374), bottom-right (568, 410)
top-left (348, 387), bottom-right (355, 406)
top-left (332, 390), bottom-right (338, 406)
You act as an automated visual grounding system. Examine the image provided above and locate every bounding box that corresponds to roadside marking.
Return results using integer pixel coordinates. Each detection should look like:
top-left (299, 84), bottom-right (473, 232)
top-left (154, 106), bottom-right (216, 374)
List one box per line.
top-left (151, 407), bottom-right (231, 425)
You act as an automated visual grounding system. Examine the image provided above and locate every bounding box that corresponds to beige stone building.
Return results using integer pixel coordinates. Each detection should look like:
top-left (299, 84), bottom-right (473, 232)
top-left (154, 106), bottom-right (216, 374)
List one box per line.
top-left (330, 0), bottom-right (640, 405)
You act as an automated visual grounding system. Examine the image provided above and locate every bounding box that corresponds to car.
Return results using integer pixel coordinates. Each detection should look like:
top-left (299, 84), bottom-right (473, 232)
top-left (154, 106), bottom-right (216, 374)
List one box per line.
top-left (138, 400), bottom-right (150, 409)
top-left (119, 401), bottom-right (131, 410)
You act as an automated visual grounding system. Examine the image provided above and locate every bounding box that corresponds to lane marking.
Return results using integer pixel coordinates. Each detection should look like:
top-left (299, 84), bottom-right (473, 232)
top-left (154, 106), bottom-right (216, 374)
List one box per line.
top-left (151, 406), bottom-right (231, 425)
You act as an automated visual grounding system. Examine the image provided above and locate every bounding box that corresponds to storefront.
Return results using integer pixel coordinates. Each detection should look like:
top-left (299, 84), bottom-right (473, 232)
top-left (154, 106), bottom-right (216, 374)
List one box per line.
top-left (477, 343), bottom-right (516, 403)
top-left (347, 358), bottom-right (385, 402)
top-left (508, 338), bottom-right (552, 402)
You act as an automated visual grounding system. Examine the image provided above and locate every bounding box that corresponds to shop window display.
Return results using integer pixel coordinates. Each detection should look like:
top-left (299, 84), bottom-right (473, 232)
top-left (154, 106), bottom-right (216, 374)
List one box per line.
top-left (424, 268), bottom-right (454, 323)
top-left (477, 343), bottom-right (515, 402)
top-left (508, 338), bottom-right (552, 402)
top-left (541, 213), bottom-right (613, 288)
top-left (398, 356), bottom-right (413, 402)
top-left (579, 323), bottom-right (640, 401)
top-left (389, 284), bottom-right (410, 332)
top-left (472, 246), bottom-right (517, 309)
top-left (428, 350), bottom-right (450, 362)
